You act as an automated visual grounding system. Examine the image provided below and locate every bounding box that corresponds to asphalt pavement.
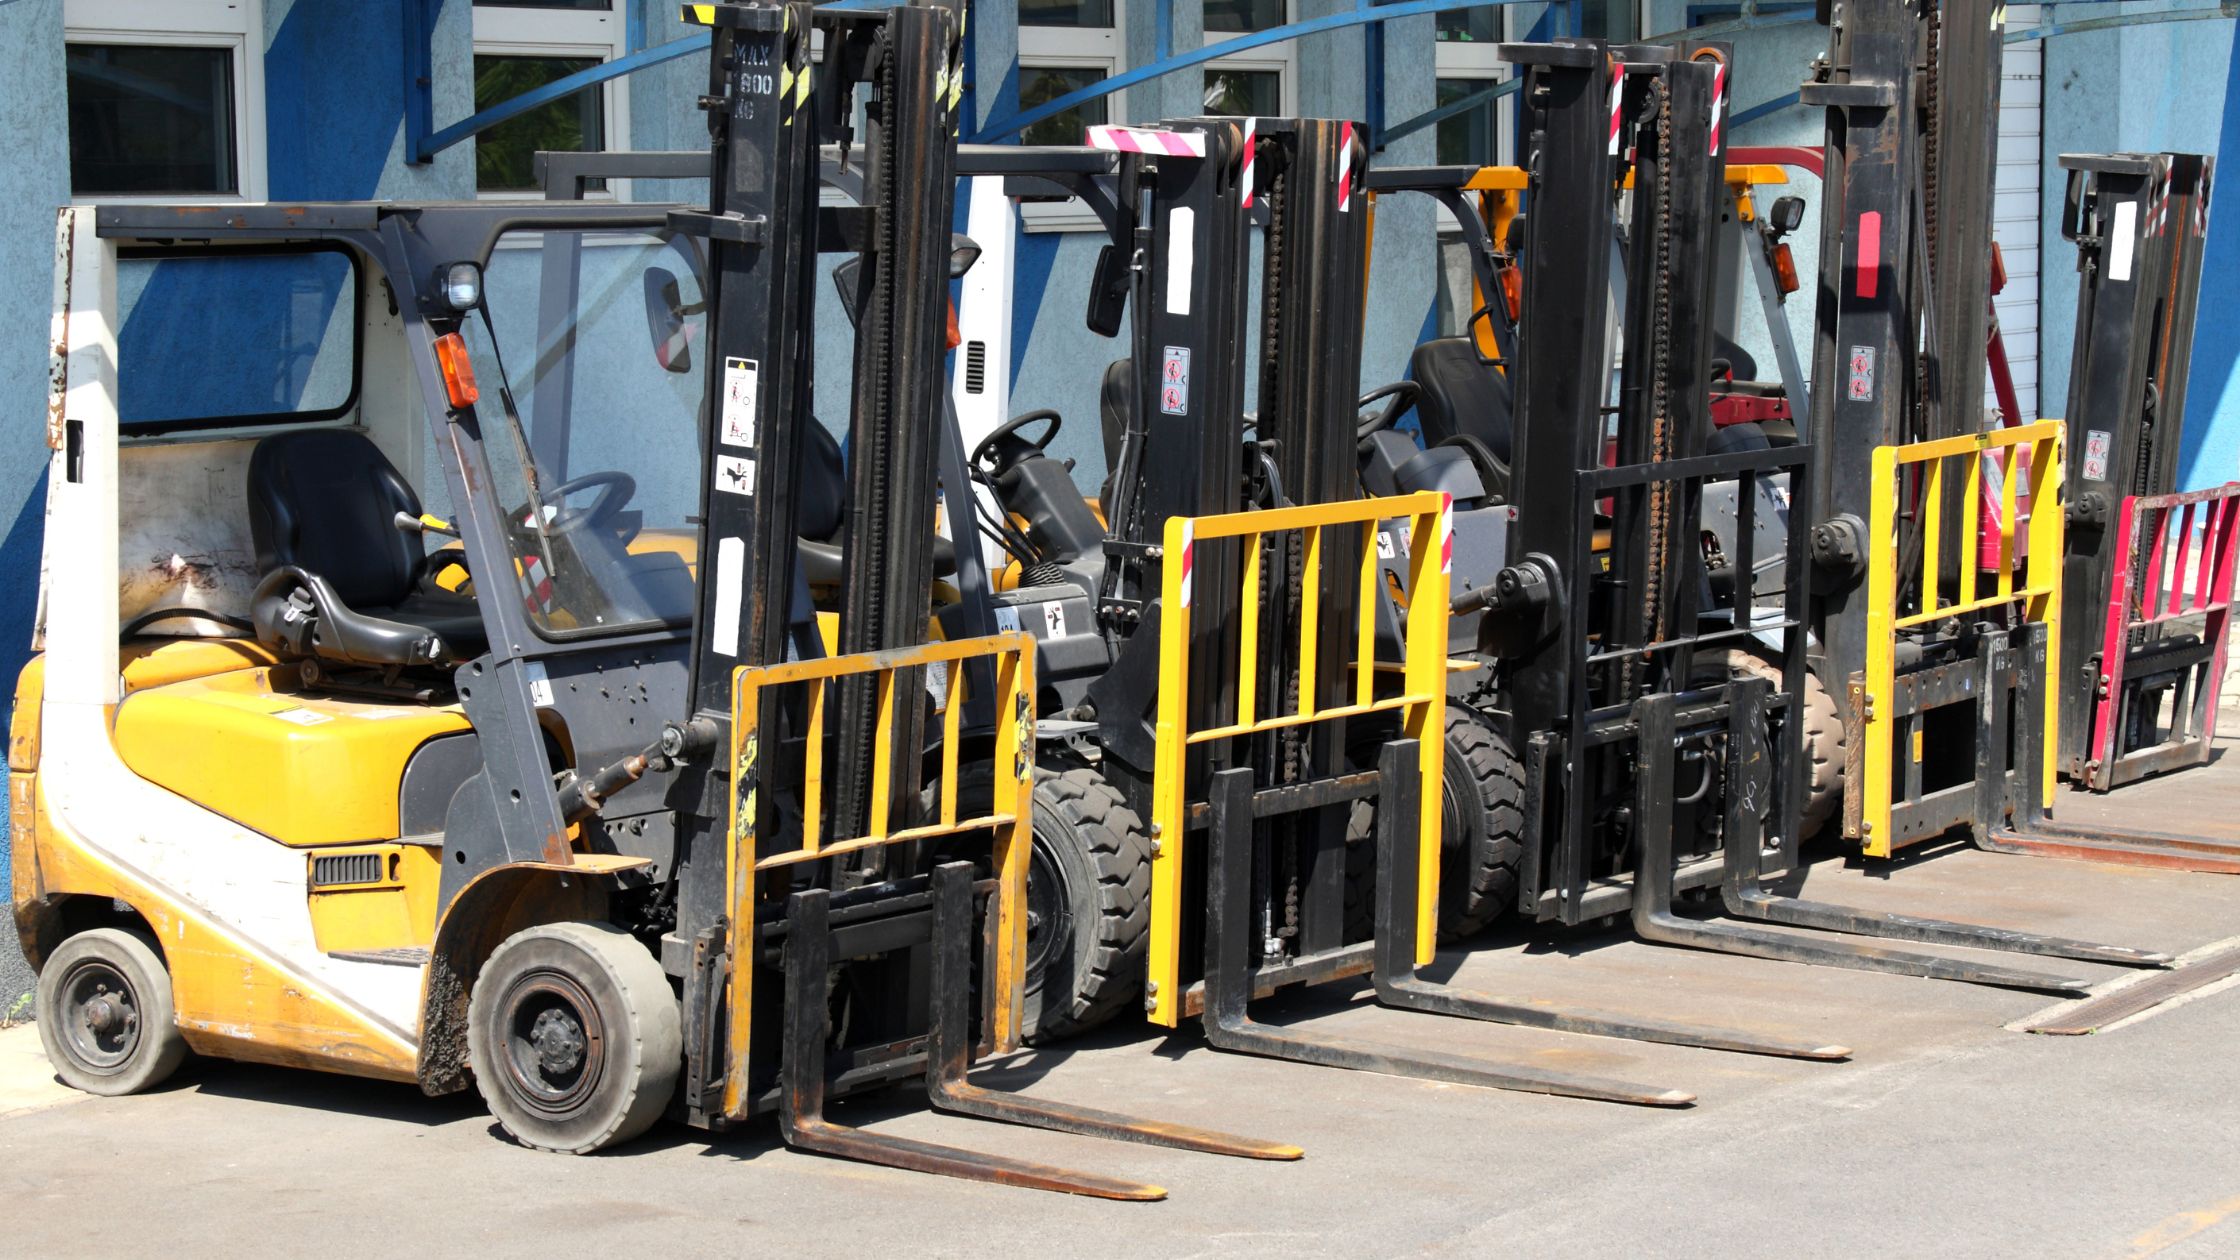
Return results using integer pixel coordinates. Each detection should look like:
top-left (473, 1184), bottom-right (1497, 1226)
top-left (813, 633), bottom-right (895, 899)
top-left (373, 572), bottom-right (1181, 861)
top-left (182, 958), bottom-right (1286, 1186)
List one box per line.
top-left (3, 742), bottom-right (2239, 1256)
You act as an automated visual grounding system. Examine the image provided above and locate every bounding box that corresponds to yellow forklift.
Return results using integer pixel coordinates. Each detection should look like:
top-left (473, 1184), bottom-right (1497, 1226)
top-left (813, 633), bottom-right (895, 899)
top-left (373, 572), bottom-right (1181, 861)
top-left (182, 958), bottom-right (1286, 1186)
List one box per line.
top-left (13, 0), bottom-right (1295, 1197)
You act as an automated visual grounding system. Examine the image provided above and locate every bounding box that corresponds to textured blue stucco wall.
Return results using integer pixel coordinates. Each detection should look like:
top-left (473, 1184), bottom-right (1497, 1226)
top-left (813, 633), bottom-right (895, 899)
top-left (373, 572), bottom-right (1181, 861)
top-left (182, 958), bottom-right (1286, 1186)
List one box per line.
top-left (0, 0), bottom-right (70, 1019)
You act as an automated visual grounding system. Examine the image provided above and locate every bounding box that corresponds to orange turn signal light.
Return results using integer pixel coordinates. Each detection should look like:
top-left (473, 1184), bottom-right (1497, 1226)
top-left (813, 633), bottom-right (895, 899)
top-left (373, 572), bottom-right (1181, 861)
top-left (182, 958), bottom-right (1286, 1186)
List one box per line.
top-left (434, 332), bottom-right (480, 409)
top-left (946, 296), bottom-right (962, 351)
top-left (1772, 242), bottom-right (1800, 296)
top-left (1498, 265), bottom-right (1523, 322)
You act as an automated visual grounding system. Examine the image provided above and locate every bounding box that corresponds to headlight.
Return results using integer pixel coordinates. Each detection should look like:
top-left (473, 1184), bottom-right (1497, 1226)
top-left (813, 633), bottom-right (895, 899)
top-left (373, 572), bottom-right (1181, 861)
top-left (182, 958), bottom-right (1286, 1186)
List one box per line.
top-left (441, 261), bottom-right (483, 311)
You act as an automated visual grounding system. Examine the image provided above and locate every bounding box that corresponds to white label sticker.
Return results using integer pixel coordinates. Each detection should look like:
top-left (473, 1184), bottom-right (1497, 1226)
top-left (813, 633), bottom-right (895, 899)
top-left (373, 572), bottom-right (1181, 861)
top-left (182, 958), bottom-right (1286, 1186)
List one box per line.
top-left (1041, 600), bottom-right (1068, 638)
top-left (712, 536), bottom-right (745, 657)
top-left (2110, 202), bottom-right (2138, 282)
top-left (714, 454), bottom-right (756, 497)
top-left (270, 707), bottom-right (333, 727)
top-left (1375, 529), bottom-right (1398, 560)
top-left (2083, 429), bottom-right (2113, 482)
top-left (994, 605), bottom-right (1022, 633)
top-left (722, 357), bottom-right (759, 448)
top-left (526, 661), bottom-right (555, 707)
top-left (1165, 206), bottom-right (1195, 316)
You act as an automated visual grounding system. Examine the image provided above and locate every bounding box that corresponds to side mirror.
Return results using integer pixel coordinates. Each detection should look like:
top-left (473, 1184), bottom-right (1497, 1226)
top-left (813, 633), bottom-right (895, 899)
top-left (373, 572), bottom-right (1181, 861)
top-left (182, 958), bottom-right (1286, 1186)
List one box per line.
top-left (1769, 195), bottom-right (1807, 237)
top-left (643, 267), bottom-right (695, 373)
top-left (1085, 242), bottom-right (1128, 338)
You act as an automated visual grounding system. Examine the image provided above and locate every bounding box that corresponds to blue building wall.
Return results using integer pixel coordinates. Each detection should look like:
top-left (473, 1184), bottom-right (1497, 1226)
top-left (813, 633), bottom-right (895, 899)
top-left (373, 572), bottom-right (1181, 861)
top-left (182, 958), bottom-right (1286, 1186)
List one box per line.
top-left (0, 0), bottom-right (70, 1018)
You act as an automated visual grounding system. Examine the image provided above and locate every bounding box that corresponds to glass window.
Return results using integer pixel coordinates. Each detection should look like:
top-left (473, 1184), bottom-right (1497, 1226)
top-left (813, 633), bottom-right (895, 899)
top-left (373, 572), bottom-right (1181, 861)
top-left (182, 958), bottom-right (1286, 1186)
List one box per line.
top-left (1020, 0), bottom-right (1113, 27)
top-left (1436, 8), bottom-right (1501, 44)
top-left (1019, 67), bottom-right (1109, 147)
top-left (474, 0), bottom-right (611, 8)
top-left (1436, 78), bottom-right (1499, 167)
top-left (460, 229), bottom-right (708, 638)
top-left (1203, 68), bottom-right (1280, 116)
top-left (1204, 0), bottom-right (1284, 34)
top-left (474, 55), bottom-right (604, 194)
top-left (66, 44), bottom-right (237, 196)
top-left (115, 250), bottom-right (359, 432)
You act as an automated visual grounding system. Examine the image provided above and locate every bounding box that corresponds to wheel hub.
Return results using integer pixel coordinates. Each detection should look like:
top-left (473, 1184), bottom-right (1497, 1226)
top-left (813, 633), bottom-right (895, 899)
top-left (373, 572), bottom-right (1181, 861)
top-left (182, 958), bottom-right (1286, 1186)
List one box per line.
top-left (528, 1008), bottom-right (587, 1075)
top-left (61, 964), bottom-right (141, 1070)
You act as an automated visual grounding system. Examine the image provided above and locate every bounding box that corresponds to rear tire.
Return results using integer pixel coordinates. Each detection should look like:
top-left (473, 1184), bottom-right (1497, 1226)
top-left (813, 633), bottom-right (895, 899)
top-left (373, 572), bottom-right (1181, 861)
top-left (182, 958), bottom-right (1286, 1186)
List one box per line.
top-left (1720, 650), bottom-right (1843, 838)
top-left (36, 928), bottom-right (187, 1097)
top-left (1347, 708), bottom-right (1527, 941)
top-left (1020, 766), bottom-right (1151, 1043)
top-left (468, 920), bottom-right (680, 1154)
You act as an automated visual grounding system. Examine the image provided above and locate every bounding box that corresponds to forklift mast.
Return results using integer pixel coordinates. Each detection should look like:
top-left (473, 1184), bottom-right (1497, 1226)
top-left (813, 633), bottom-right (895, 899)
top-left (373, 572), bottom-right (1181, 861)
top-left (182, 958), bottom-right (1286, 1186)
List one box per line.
top-left (1800, 0), bottom-right (2004, 725)
top-left (2054, 153), bottom-right (2235, 791)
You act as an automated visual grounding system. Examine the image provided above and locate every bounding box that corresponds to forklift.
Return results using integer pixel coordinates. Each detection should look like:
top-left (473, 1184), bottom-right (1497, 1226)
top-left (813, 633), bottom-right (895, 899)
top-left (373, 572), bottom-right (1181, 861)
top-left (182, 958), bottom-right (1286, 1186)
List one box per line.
top-left (1784, 0), bottom-right (2229, 961)
top-left (2049, 153), bottom-right (2240, 804)
top-left (14, 0), bottom-right (1298, 1198)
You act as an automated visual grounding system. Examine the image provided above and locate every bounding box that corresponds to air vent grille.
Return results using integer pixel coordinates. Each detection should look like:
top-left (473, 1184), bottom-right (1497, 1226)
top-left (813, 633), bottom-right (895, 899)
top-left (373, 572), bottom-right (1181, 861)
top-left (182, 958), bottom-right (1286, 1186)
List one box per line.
top-left (965, 340), bottom-right (987, 394)
top-left (311, 852), bottom-right (385, 888)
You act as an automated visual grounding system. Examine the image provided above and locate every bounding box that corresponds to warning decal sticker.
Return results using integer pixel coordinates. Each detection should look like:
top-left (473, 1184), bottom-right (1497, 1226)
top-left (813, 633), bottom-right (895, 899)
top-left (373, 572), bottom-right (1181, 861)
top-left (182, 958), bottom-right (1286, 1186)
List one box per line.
top-left (1161, 345), bottom-right (1192, 416)
top-left (715, 454), bottom-right (756, 497)
top-left (2083, 429), bottom-right (2113, 482)
top-left (721, 357), bottom-right (759, 448)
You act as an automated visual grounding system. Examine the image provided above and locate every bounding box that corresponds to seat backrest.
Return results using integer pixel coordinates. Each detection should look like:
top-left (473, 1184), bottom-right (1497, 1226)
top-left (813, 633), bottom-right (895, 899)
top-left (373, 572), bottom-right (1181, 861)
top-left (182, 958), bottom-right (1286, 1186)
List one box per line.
top-left (794, 421), bottom-right (847, 542)
top-left (247, 428), bottom-right (426, 609)
top-left (1098, 358), bottom-right (1131, 475)
top-left (1409, 337), bottom-right (1514, 466)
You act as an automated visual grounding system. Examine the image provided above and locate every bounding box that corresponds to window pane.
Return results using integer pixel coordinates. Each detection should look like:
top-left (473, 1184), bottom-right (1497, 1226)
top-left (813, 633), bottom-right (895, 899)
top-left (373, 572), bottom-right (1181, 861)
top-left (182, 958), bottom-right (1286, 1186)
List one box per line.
top-left (1204, 0), bottom-right (1284, 34)
top-left (1020, 0), bottom-right (1113, 28)
top-left (1019, 66), bottom-right (1109, 147)
top-left (116, 251), bottom-right (358, 429)
top-left (1436, 7), bottom-right (1501, 44)
top-left (1435, 78), bottom-right (1498, 167)
top-left (475, 55), bottom-right (604, 193)
top-left (474, 0), bottom-right (612, 8)
top-left (462, 229), bottom-right (707, 637)
top-left (67, 44), bottom-right (237, 196)
top-left (1202, 68), bottom-right (1280, 116)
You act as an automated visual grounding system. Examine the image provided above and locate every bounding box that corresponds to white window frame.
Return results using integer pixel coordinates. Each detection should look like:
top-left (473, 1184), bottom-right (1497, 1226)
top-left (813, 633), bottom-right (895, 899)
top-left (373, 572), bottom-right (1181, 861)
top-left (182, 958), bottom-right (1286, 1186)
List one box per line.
top-left (471, 1), bottom-right (631, 200)
top-left (1203, 0), bottom-right (1296, 119)
top-left (1018, 0), bottom-right (1125, 232)
top-left (1431, 7), bottom-right (1511, 233)
top-left (64, 0), bottom-right (269, 204)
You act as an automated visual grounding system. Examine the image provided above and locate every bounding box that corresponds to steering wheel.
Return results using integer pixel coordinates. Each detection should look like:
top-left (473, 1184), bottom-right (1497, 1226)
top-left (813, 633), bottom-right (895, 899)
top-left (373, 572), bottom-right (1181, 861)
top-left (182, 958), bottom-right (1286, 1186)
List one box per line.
top-left (523, 470), bottom-right (636, 535)
top-left (1356, 381), bottom-right (1420, 440)
top-left (971, 408), bottom-right (1064, 477)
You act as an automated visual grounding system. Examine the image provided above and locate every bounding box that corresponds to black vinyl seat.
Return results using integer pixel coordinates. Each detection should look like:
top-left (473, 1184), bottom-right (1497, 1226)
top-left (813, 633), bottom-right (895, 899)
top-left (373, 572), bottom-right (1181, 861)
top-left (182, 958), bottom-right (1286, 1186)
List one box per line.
top-left (1408, 336), bottom-right (1515, 502)
top-left (792, 421), bottom-right (955, 585)
top-left (247, 428), bottom-right (484, 668)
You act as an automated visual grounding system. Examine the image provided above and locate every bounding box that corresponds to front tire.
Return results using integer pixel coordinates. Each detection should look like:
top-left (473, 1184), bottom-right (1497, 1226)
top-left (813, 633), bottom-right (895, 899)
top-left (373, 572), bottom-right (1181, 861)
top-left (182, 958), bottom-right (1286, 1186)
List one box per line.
top-left (1021, 766), bottom-right (1151, 1043)
top-left (1345, 707), bottom-right (1528, 941)
top-left (1720, 650), bottom-right (1844, 839)
top-left (468, 920), bottom-right (681, 1154)
top-left (36, 928), bottom-right (188, 1096)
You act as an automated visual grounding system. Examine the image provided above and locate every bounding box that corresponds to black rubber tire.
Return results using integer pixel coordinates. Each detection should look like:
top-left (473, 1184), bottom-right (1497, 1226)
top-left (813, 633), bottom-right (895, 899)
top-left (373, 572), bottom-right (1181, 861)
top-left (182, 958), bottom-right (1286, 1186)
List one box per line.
top-left (1433, 709), bottom-right (1528, 938)
top-left (1346, 708), bottom-right (1527, 941)
top-left (467, 921), bottom-right (681, 1154)
top-left (36, 928), bottom-right (188, 1097)
top-left (1020, 766), bottom-right (1152, 1044)
top-left (1721, 650), bottom-right (1844, 839)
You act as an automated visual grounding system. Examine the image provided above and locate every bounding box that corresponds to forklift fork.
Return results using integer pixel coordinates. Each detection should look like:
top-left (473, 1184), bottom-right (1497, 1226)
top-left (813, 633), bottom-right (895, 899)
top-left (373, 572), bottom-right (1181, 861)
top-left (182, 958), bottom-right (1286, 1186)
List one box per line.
top-left (1367, 740), bottom-right (1852, 1061)
top-left (1201, 755), bottom-right (1696, 1108)
top-left (1635, 680), bottom-right (2170, 992)
top-left (921, 864), bottom-right (1303, 1161)
top-left (776, 884), bottom-right (1163, 1201)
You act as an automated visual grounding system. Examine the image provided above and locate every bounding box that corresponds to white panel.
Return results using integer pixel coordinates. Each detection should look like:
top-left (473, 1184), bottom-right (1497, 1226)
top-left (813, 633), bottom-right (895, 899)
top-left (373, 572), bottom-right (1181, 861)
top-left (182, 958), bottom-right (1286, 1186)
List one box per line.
top-left (1992, 5), bottom-right (2043, 419)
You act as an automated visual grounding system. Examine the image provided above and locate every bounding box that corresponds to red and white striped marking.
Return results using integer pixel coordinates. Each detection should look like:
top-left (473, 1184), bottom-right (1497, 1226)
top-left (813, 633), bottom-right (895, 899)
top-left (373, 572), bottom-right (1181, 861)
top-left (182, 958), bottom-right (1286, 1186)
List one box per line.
top-left (1087, 125), bottom-right (1207, 159)
top-left (1337, 120), bottom-right (1355, 212)
top-left (522, 554), bottom-right (557, 614)
top-left (1607, 62), bottom-right (1625, 155)
top-left (1707, 62), bottom-right (1727, 155)
top-left (1438, 494), bottom-right (1454, 576)
top-left (1176, 521), bottom-right (1196, 609)
top-left (1240, 116), bottom-right (1257, 208)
